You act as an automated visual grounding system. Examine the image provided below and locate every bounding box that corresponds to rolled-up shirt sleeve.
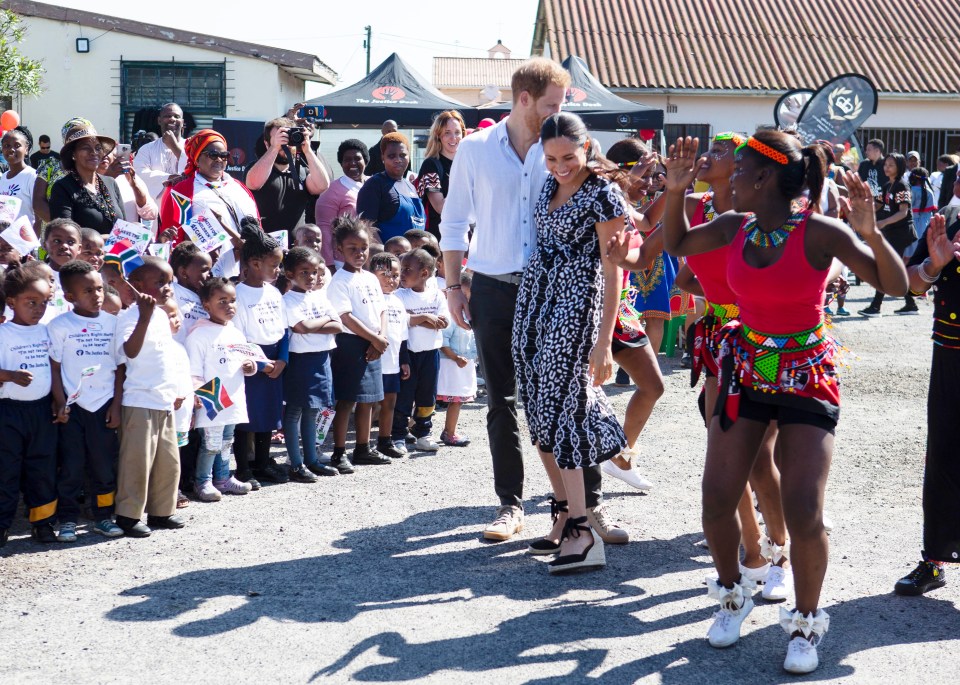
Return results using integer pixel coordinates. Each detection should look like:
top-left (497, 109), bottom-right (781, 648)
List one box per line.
top-left (439, 145), bottom-right (475, 253)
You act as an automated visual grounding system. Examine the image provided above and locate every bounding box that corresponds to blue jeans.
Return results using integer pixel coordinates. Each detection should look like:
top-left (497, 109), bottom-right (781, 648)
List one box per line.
top-left (195, 424), bottom-right (235, 486)
top-left (283, 405), bottom-right (320, 469)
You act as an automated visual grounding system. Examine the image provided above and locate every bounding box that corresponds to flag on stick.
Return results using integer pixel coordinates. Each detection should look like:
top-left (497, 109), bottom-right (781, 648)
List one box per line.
top-left (103, 239), bottom-right (145, 279)
top-left (195, 377), bottom-right (233, 420)
top-left (170, 190), bottom-right (193, 226)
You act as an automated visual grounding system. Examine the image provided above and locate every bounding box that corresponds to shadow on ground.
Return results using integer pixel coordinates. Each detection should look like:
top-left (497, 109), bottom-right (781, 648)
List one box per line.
top-left (106, 506), bottom-right (959, 683)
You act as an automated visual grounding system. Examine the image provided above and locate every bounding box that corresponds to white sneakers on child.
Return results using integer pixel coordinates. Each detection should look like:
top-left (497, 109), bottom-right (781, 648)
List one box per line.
top-left (214, 476), bottom-right (253, 495)
top-left (780, 607), bottom-right (830, 674)
top-left (705, 577), bottom-right (756, 648)
top-left (195, 481), bottom-right (222, 502)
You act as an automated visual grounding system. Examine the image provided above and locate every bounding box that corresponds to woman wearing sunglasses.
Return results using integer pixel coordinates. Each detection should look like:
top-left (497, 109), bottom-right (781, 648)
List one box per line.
top-left (158, 129), bottom-right (259, 246)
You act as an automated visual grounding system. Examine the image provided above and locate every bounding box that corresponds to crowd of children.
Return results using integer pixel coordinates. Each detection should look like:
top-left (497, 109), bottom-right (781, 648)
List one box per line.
top-left (0, 214), bottom-right (478, 546)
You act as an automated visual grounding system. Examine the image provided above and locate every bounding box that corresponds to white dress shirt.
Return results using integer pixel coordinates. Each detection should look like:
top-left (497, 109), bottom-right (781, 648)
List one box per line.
top-left (133, 137), bottom-right (188, 201)
top-left (439, 119), bottom-right (548, 275)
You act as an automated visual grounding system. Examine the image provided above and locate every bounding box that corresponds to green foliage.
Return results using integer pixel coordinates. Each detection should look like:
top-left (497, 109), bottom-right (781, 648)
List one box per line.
top-left (0, 9), bottom-right (44, 97)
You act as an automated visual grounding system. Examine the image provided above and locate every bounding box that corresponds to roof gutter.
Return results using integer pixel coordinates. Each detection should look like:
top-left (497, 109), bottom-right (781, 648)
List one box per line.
top-left (611, 87), bottom-right (960, 100)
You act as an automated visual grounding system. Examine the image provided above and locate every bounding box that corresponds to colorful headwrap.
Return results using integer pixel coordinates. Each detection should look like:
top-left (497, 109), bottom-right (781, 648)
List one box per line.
top-left (735, 136), bottom-right (789, 165)
top-left (713, 131), bottom-right (746, 147)
top-left (184, 129), bottom-right (228, 175)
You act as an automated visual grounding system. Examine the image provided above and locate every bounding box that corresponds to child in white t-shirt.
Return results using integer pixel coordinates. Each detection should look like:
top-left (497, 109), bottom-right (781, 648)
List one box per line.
top-left (370, 251), bottom-right (410, 458)
top-left (170, 241), bottom-right (212, 344)
top-left (113, 257), bottom-right (185, 537)
top-left (186, 277), bottom-right (257, 501)
top-left (41, 219), bottom-right (82, 323)
top-left (48, 260), bottom-right (124, 541)
top-left (281, 248), bottom-right (342, 481)
top-left (159, 298), bottom-right (195, 509)
top-left (437, 271), bottom-right (478, 446)
top-left (392, 248), bottom-right (449, 452)
top-left (0, 264), bottom-right (58, 546)
top-left (326, 215), bottom-right (391, 472)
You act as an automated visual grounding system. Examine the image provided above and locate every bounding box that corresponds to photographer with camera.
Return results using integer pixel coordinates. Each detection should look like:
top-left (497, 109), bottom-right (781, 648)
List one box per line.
top-left (245, 116), bottom-right (330, 236)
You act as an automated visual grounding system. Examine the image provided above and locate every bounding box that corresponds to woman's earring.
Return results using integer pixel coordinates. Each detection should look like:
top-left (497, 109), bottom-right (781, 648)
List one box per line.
top-left (754, 182), bottom-right (762, 190)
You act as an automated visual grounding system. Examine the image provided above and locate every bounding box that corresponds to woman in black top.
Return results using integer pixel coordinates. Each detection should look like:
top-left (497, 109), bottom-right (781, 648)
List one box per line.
top-left (416, 110), bottom-right (465, 240)
top-left (49, 118), bottom-right (123, 234)
top-left (860, 152), bottom-right (918, 316)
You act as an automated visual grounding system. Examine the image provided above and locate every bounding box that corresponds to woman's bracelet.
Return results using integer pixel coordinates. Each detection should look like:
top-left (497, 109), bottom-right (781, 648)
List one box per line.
top-left (918, 258), bottom-right (941, 284)
top-left (445, 284), bottom-right (462, 292)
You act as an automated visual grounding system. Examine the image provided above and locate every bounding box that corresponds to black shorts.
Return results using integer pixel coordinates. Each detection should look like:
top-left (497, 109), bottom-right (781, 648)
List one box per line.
top-left (611, 335), bottom-right (649, 355)
top-left (719, 389), bottom-right (838, 434)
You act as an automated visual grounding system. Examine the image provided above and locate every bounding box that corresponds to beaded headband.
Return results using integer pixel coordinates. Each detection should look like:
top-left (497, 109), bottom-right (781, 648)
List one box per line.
top-left (713, 131), bottom-right (745, 146)
top-left (735, 137), bottom-right (789, 165)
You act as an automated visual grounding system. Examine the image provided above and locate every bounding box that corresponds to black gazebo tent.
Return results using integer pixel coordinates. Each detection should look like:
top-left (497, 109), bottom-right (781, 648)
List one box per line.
top-left (479, 56), bottom-right (664, 131)
top-left (303, 53), bottom-right (476, 128)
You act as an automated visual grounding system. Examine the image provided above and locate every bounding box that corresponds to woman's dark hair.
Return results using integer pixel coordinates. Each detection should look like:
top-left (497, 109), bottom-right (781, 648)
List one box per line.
top-left (337, 138), bottom-right (370, 165)
top-left (332, 213), bottom-right (379, 246)
top-left (199, 276), bottom-right (233, 302)
top-left (606, 137), bottom-right (649, 166)
top-left (283, 246), bottom-right (320, 272)
top-left (3, 126), bottom-right (32, 151)
top-left (540, 112), bottom-right (625, 187)
top-left (816, 140), bottom-right (836, 167)
top-left (239, 217), bottom-right (280, 263)
top-left (4, 260), bottom-right (51, 298)
top-left (369, 251), bottom-right (399, 272)
top-left (885, 153), bottom-right (906, 182)
top-left (170, 241), bottom-right (206, 274)
top-left (740, 129), bottom-right (826, 204)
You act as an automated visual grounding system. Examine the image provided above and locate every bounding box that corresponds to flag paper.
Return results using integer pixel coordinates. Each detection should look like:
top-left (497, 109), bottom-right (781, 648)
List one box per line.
top-left (269, 230), bottom-right (288, 248)
top-left (182, 213), bottom-right (229, 253)
top-left (66, 365), bottom-right (101, 406)
top-left (316, 407), bottom-right (336, 443)
top-left (225, 343), bottom-right (269, 362)
top-left (106, 219), bottom-right (153, 254)
top-left (103, 239), bottom-right (146, 279)
top-left (0, 195), bottom-right (22, 223)
top-left (195, 377), bottom-right (234, 421)
top-left (0, 215), bottom-right (40, 254)
top-left (147, 242), bottom-right (171, 261)
top-left (170, 190), bottom-right (193, 226)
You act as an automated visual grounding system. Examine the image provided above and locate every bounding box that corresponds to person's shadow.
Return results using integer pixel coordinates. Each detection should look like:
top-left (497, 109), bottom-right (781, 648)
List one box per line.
top-left (106, 506), bottom-right (959, 682)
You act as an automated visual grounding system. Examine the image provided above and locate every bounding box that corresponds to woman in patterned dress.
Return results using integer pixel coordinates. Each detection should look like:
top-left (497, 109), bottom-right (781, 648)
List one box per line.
top-left (513, 112), bottom-right (628, 574)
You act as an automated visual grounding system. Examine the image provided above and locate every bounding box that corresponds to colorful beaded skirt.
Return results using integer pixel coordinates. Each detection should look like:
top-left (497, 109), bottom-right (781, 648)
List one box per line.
top-left (690, 302), bottom-right (740, 384)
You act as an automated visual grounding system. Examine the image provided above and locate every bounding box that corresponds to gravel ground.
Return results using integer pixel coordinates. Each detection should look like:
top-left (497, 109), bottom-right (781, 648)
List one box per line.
top-left (1, 283), bottom-right (956, 684)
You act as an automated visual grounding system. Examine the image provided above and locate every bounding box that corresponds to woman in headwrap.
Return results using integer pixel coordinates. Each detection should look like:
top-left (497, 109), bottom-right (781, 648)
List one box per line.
top-left (158, 129), bottom-right (259, 247)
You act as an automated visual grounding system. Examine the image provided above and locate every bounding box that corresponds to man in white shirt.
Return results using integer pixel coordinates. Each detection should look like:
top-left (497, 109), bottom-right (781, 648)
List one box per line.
top-left (133, 103), bottom-right (188, 200)
top-left (441, 58), bottom-right (628, 545)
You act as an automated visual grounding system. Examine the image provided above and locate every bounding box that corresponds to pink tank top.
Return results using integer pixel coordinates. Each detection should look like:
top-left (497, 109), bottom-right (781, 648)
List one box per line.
top-left (727, 212), bottom-right (828, 333)
top-left (685, 194), bottom-right (738, 305)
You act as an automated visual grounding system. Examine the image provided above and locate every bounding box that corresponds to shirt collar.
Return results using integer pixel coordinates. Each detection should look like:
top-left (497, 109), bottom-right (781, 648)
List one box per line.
top-left (948, 195), bottom-right (960, 207)
top-left (338, 175), bottom-right (363, 191)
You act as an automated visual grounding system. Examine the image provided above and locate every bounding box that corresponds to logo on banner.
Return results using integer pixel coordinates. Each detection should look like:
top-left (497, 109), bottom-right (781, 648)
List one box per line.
top-left (565, 87), bottom-right (588, 103)
top-left (828, 87), bottom-right (863, 121)
top-left (229, 148), bottom-right (246, 166)
top-left (372, 86), bottom-right (406, 101)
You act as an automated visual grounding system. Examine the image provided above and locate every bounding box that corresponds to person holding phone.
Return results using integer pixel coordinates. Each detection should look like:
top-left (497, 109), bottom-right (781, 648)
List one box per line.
top-left (133, 103), bottom-right (188, 200)
top-left (99, 147), bottom-right (157, 223)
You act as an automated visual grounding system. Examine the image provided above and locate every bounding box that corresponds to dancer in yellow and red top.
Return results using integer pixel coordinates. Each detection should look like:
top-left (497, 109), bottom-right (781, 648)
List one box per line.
top-left (661, 132), bottom-right (907, 674)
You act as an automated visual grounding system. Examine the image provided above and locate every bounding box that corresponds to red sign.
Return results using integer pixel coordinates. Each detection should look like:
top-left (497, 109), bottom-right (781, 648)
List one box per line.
top-left (229, 148), bottom-right (246, 166)
top-left (565, 87), bottom-right (588, 103)
top-left (372, 86), bottom-right (406, 101)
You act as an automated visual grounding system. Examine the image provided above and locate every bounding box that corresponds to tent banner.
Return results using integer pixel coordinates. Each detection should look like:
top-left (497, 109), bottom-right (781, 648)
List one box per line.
top-left (794, 74), bottom-right (878, 146)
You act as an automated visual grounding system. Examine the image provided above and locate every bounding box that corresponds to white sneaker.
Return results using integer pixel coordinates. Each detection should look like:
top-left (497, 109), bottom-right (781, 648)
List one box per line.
top-left (762, 565), bottom-right (792, 601)
top-left (822, 511), bottom-right (834, 532)
top-left (57, 522), bottom-right (78, 543)
top-left (705, 578), bottom-right (756, 648)
top-left (601, 456), bottom-right (652, 491)
top-left (739, 562), bottom-right (771, 584)
top-left (194, 481), bottom-right (222, 502)
top-left (780, 607), bottom-right (830, 674)
top-left (414, 436), bottom-right (440, 452)
top-left (214, 476), bottom-right (252, 495)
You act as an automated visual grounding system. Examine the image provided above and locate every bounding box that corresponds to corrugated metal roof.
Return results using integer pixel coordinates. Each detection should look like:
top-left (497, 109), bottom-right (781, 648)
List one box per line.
top-left (535, 0), bottom-right (960, 93)
top-left (433, 57), bottom-right (528, 88)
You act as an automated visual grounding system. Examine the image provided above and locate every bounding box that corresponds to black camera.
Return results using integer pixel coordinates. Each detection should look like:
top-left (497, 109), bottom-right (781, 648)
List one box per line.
top-left (286, 127), bottom-right (305, 147)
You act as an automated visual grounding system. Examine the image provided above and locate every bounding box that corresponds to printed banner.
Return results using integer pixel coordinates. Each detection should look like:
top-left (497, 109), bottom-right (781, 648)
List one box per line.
top-left (269, 230), bottom-right (289, 248)
top-left (182, 213), bottom-right (230, 253)
top-left (316, 407), bottom-right (336, 443)
top-left (66, 365), bottom-right (101, 406)
top-left (773, 89), bottom-right (814, 129)
top-left (106, 219), bottom-right (153, 254)
top-left (0, 195), bottom-right (22, 223)
top-left (794, 74), bottom-right (878, 147)
top-left (0, 215), bottom-right (40, 253)
top-left (225, 342), bottom-right (269, 362)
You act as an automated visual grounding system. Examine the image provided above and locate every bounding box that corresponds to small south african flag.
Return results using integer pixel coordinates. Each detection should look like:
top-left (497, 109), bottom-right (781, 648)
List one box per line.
top-left (169, 190), bottom-right (193, 226)
top-left (103, 239), bottom-right (145, 279)
top-left (195, 377), bottom-right (233, 420)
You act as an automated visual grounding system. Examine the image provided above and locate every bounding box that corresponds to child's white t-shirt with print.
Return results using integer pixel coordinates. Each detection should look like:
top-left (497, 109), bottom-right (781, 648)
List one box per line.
top-left (47, 310), bottom-right (119, 412)
top-left (0, 322), bottom-right (51, 401)
top-left (326, 269), bottom-right (385, 335)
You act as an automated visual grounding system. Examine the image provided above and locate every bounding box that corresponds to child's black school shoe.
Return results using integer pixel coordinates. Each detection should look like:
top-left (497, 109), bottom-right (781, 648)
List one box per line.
top-left (305, 461), bottom-right (339, 477)
top-left (289, 465), bottom-right (318, 483)
top-left (31, 523), bottom-right (58, 544)
top-left (377, 440), bottom-right (407, 459)
top-left (116, 516), bottom-right (152, 538)
top-left (234, 471), bottom-right (261, 491)
top-left (352, 444), bottom-right (391, 466)
top-left (147, 514), bottom-right (186, 530)
top-left (894, 559), bottom-right (947, 596)
top-left (0, 528), bottom-right (8, 548)
top-left (254, 462), bottom-right (290, 484)
top-left (329, 452), bottom-right (355, 475)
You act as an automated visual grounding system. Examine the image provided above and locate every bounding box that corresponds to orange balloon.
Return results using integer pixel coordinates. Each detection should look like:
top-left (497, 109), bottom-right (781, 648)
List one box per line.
top-left (1, 110), bottom-right (20, 130)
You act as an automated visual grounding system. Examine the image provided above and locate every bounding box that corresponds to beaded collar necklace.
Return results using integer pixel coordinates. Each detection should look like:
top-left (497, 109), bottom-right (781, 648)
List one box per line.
top-left (742, 212), bottom-right (805, 248)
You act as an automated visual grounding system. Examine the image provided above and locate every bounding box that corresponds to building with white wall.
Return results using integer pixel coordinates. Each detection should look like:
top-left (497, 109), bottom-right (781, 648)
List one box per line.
top-left (6, 0), bottom-right (336, 144)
